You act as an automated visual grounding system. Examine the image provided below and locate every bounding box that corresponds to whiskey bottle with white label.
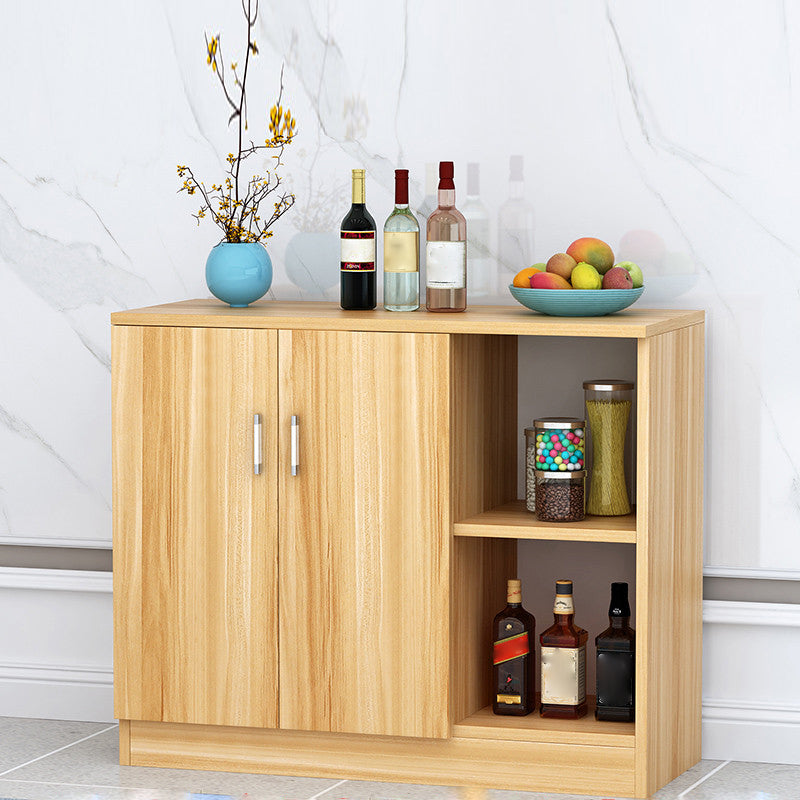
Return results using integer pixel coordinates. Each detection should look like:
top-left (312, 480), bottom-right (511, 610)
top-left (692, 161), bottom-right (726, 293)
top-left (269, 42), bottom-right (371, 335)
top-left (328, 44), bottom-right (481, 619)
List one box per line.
top-left (540, 579), bottom-right (588, 719)
top-left (492, 579), bottom-right (535, 715)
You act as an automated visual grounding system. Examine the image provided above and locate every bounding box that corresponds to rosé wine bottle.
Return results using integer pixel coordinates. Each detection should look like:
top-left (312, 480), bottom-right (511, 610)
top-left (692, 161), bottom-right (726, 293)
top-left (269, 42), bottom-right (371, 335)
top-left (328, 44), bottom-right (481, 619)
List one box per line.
top-left (425, 161), bottom-right (467, 312)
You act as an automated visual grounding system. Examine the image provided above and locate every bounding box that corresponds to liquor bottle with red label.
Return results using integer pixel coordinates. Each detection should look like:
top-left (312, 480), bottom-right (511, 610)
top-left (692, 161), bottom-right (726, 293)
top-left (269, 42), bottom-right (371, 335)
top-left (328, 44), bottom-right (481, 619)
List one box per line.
top-left (540, 579), bottom-right (588, 719)
top-left (492, 579), bottom-right (535, 715)
top-left (340, 168), bottom-right (376, 310)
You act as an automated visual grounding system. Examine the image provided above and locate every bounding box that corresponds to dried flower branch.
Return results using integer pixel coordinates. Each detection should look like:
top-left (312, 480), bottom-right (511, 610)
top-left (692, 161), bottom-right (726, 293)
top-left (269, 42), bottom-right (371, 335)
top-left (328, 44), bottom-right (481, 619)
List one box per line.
top-left (178, 0), bottom-right (298, 243)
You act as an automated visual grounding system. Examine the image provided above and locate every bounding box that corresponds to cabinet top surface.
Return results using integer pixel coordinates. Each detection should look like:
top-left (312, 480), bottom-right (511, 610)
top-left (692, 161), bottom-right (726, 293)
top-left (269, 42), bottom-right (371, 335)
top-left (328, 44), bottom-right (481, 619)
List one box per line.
top-left (111, 299), bottom-right (704, 338)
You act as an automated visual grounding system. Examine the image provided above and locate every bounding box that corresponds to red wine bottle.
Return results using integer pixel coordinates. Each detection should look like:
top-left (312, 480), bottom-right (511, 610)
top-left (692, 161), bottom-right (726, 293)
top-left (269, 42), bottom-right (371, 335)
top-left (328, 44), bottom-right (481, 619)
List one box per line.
top-left (340, 168), bottom-right (376, 310)
top-left (492, 579), bottom-right (535, 715)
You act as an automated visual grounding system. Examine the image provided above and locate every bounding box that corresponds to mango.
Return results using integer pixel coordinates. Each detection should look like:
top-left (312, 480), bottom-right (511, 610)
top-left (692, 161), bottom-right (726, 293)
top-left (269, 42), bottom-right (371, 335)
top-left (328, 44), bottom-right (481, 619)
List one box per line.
top-left (601, 266), bottom-right (634, 289)
top-left (566, 237), bottom-right (615, 274)
top-left (546, 253), bottom-right (577, 282)
top-left (571, 262), bottom-right (602, 289)
top-left (531, 272), bottom-right (572, 290)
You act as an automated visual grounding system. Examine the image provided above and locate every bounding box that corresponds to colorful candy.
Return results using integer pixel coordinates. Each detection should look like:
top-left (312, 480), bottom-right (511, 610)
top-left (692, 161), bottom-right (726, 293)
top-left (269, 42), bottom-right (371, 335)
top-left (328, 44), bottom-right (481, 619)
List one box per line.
top-left (534, 422), bottom-right (586, 472)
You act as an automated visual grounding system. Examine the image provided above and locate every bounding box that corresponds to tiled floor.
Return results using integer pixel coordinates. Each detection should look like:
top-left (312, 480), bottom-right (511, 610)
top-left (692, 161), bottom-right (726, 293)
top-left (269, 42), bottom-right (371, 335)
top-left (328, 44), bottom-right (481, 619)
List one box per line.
top-left (0, 718), bottom-right (796, 800)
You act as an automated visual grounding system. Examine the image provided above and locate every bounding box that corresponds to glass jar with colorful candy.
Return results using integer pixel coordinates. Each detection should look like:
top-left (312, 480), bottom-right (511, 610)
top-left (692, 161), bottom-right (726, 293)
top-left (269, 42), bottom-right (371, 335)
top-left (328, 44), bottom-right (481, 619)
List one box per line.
top-left (533, 418), bottom-right (586, 473)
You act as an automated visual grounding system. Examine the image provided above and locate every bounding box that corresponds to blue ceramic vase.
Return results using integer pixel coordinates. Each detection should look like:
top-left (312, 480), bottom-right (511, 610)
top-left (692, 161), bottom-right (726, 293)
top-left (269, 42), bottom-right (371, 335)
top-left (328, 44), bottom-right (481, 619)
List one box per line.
top-left (205, 242), bottom-right (272, 307)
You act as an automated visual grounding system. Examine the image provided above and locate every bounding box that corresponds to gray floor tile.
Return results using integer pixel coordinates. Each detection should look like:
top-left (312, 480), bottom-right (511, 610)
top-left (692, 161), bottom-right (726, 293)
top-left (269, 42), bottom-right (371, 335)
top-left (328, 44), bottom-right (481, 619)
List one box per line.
top-left (685, 760), bottom-right (800, 799)
top-left (0, 718), bottom-right (112, 775)
top-left (0, 780), bottom-right (191, 799)
top-left (6, 727), bottom-right (337, 799)
top-left (332, 780), bottom-right (458, 799)
top-left (651, 759), bottom-right (726, 799)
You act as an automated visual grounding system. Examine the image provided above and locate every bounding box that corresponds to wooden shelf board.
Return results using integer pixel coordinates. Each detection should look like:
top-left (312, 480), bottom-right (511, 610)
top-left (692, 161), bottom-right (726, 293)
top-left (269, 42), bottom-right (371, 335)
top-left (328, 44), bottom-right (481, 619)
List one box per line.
top-left (454, 500), bottom-right (636, 543)
top-left (111, 299), bottom-right (704, 339)
top-left (454, 697), bottom-right (635, 748)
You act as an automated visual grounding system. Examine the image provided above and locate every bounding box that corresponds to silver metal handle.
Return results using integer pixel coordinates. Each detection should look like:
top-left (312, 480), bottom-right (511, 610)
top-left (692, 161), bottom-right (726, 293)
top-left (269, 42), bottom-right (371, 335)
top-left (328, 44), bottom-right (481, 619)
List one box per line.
top-left (253, 414), bottom-right (262, 475)
top-left (291, 415), bottom-right (299, 476)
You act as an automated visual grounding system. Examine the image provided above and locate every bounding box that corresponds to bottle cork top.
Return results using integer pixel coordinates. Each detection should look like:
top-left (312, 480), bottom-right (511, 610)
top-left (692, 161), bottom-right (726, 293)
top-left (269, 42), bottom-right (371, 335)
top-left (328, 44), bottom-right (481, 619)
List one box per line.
top-left (507, 579), bottom-right (522, 603)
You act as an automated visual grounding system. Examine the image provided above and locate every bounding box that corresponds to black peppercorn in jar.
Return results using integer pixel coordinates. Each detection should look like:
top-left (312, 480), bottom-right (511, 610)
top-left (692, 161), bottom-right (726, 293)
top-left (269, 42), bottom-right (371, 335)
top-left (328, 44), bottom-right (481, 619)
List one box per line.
top-left (534, 470), bottom-right (586, 523)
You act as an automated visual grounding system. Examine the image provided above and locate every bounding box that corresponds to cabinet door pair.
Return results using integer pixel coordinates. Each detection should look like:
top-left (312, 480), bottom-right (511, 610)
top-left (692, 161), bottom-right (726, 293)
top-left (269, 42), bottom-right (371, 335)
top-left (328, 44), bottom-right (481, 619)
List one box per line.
top-left (113, 326), bottom-right (450, 738)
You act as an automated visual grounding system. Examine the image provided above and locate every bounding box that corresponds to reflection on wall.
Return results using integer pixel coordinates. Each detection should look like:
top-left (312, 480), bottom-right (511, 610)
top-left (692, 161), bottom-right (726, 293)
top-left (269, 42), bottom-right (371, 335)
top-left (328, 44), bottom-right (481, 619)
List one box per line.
top-left (0, 0), bottom-right (797, 568)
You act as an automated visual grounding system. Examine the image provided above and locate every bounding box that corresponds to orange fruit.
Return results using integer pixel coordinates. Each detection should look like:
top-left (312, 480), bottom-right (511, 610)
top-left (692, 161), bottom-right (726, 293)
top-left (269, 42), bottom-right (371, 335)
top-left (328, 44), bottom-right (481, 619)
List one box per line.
top-left (512, 266), bottom-right (542, 288)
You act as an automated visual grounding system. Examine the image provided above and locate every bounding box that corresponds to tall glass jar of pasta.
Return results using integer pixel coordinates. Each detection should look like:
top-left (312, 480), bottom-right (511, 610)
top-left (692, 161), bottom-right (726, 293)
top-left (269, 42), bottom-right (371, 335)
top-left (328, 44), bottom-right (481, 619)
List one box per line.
top-left (583, 380), bottom-right (634, 516)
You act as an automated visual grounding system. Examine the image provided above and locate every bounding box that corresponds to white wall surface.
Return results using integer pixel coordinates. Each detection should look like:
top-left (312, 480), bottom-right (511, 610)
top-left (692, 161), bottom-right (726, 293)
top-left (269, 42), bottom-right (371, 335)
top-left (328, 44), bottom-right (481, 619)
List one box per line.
top-left (0, 0), bottom-right (798, 570)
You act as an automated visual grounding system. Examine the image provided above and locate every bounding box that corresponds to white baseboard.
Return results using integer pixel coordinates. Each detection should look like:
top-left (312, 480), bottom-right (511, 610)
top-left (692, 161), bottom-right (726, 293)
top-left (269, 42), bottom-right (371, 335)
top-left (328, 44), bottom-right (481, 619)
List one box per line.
top-left (0, 662), bottom-right (113, 723)
top-left (702, 600), bottom-right (800, 764)
top-left (0, 567), bottom-right (114, 722)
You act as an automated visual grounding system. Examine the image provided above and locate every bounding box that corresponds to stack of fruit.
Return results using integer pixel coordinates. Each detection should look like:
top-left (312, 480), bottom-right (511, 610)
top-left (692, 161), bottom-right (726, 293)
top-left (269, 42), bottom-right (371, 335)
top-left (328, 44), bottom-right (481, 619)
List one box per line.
top-left (512, 237), bottom-right (644, 291)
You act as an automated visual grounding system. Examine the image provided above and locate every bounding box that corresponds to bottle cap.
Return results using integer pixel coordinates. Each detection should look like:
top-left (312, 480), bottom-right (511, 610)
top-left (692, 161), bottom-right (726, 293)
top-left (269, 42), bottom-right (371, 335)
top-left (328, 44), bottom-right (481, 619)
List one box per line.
top-left (438, 161), bottom-right (455, 191)
top-left (352, 169), bottom-right (365, 178)
top-left (467, 162), bottom-right (480, 195)
top-left (610, 582), bottom-right (631, 616)
top-left (555, 579), bottom-right (573, 595)
top-left (507, 579), bottom-right (522, 603)
top-left (510, 155), bottom-right (524, 181)
top-left (394, 169), bottom-right (409, 205)
top-left (583, 380), bottom-right (634, 391)
top-left (425, 163), bottom-right (437, 195)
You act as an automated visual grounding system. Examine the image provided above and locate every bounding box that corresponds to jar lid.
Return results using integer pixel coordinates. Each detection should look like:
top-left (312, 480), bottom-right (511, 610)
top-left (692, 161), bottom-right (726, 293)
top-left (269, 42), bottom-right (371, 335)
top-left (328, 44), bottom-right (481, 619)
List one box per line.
top-left (583, 379), bottom-right (634, 391)
top-left (534, 469), bottom-right (586, 479)
top-left (533, 417), bottom-right (585, 429)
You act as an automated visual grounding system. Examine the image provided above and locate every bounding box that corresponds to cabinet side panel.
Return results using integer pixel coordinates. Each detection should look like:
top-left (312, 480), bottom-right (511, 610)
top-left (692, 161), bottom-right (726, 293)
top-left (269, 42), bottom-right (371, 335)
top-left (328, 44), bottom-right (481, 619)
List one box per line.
top-left (450, 335), bottom-right (518, 521)
top-left (449, 335), bottom-right (518, 722)
top-left (112, 326), bottom-right (278, 729)
top-left (278, 330), bottom-right (450, 738)
top-left (113, 326), bottom-right (144, 721)
top-left (635, 324), bottom-right (704, 796)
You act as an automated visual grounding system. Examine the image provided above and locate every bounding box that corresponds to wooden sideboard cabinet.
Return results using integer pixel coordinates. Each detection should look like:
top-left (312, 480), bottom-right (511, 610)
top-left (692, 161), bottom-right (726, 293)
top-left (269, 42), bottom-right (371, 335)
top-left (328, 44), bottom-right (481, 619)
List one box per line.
top-left (111, 300), bottom-right (704, 799)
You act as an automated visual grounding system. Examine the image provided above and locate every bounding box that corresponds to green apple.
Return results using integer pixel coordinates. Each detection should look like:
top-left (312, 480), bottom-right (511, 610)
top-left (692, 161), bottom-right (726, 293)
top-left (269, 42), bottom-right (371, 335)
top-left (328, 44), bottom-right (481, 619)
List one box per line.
top-left (615, 261), bottom-right (644, 288)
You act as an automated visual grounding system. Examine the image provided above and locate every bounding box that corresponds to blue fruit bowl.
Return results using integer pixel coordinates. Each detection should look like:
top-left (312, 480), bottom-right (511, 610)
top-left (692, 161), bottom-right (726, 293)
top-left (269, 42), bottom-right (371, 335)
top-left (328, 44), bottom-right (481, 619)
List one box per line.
top-left (508, 285), bottom-right (645, 317)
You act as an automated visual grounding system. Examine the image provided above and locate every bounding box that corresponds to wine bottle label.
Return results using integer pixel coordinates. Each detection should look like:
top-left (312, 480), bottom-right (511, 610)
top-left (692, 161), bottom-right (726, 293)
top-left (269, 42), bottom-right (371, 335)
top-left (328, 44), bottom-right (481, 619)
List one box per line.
top-left (384, 231), bottom-right (419, 273)
top-left (426, 241), bottom-right (466, 289)
top-left (492, 631), bottom-right (529, 665)
top-left (341, 231), bottom-right (375, 272)
top-left (496, 694), bottom-right (522, 704)
top-left (554, 595), bottom-right (574, 614)
top-left (541, 645), bottom-right (586, 706)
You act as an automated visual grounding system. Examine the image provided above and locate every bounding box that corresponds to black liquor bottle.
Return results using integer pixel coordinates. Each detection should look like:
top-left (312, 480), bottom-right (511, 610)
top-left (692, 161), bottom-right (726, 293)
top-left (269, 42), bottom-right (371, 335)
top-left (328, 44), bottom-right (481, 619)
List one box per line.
top-left (492, 579), bottom-right (535, 715)
top-left (595, 582), bottom-right (635, 722)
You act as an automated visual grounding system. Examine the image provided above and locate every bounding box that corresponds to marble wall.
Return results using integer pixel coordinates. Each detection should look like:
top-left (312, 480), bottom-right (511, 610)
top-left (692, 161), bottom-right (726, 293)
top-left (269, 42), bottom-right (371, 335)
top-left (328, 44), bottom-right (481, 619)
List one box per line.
top-left (1, 1), bottom-right (798, 571)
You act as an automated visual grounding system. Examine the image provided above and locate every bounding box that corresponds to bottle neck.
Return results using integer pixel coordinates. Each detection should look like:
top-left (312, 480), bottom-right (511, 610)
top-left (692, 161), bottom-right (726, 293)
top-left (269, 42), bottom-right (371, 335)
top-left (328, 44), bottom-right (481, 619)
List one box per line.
top-left (610, 616), bottom-right (630, 629)
top-left (394, 202), bottom-right (409, 211)
top-left (438, 187), bottom-right (455, 209)
top-left (352, 178), bottom-right (365, 205)
top-left (554, 613), bottom-right (574, 626)
top-left (508, 179), bottom-right (524, 200)
top-left (507, 601), bottom-right (521, 609)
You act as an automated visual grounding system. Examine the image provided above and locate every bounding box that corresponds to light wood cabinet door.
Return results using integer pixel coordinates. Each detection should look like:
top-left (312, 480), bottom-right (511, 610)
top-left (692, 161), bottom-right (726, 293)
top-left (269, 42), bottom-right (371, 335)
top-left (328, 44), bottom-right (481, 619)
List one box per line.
top-left (112, 325), bottom-right (278, 728)
top-left (278, 330), bottom-right (450, 738)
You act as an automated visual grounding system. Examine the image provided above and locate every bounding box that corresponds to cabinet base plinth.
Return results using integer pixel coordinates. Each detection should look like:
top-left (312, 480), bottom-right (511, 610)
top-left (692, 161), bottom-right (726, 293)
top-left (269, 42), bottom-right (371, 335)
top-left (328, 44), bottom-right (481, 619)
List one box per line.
top-left (123, 719), bottom-right (636, 797)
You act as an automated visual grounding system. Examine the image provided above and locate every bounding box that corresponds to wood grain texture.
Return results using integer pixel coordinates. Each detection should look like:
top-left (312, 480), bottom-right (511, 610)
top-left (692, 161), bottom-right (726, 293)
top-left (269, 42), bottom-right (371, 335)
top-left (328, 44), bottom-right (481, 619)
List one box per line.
top-left (127, 719), bottom-right (636, 797)
top-left (118, 720), bottom-right (131, 766)
top-left (449, 335), bottom-right (518, 725)
top-left (111, 299), bottom-right (704, 339)
top-left (454, 698), bottom-right (634, 747)
top-left (455, 500), bottom-right (637, 543)
top-left (635, 323), bottom-right (704, 797)
top-left (277, 330), bottom-right (450, 738)
top-left (112, 325), bottom-right (278, 728)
